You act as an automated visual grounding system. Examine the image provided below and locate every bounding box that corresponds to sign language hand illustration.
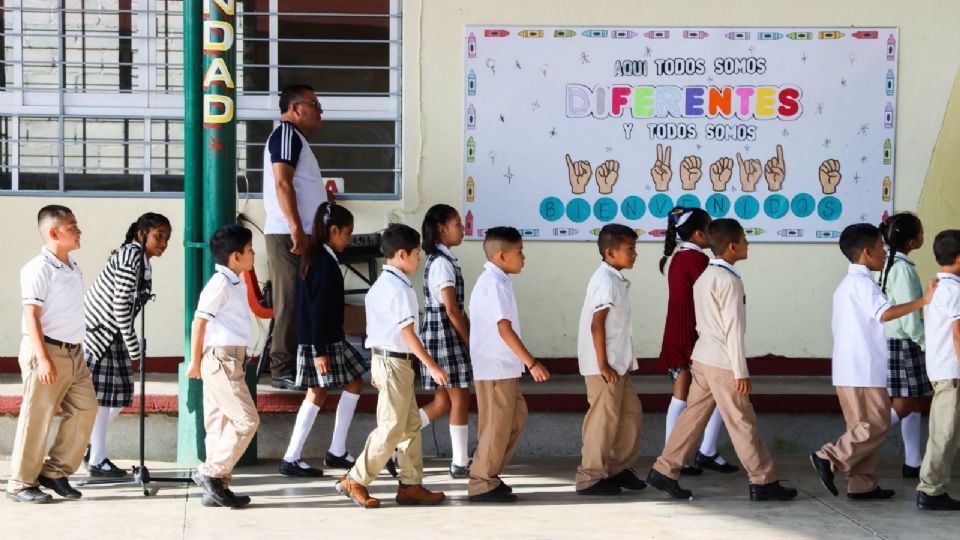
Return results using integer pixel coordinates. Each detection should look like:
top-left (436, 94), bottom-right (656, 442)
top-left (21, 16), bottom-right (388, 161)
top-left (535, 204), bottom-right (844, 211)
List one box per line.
top-left (565, 153), bottom-right (592, 194)
top-left (679, 155), bottom-right (702, 190)
top-left (819, 159), bottom-right (842, 194)
top-left (736, 152), bottom-right (763, 192)
top-left (650, 143), bottom-right (672, 191)
top-left (595, 160), bottom-right (619, 195)
top-left (709, 157), bottom-right (734, 191)
top-left (764, 144), bottom-right (786, 191)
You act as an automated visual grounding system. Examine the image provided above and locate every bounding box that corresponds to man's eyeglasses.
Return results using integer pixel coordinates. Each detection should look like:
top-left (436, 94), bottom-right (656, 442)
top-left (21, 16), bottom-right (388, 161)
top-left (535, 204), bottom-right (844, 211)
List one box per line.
top-left (296, 100), bottom-right (323, 113)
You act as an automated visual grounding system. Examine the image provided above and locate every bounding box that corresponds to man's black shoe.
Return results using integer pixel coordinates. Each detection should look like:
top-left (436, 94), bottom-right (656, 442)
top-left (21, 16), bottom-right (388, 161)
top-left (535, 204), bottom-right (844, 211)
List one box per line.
top-left (848, 486), bottom-right (895, 500)
top-left (610, 468), bottom-right (646, 491)
top-left (192, 471), bottom-right (235, 507)
top-left (324, 451), bottom-right (355, 469)
top-left (903, 464), bottom-right (920, 478)
top-left (576, 478), bottom-right (621, 496)
top-left (496, 477), bottom-right (513, 493)
top-left (37, 475), bottom-right (82, 500)
top-left (385, 457), bottom-right (399, 478)
top-left (5, 487), bottom-right (52, 504)
top-left (279, 459), bottom-right (323, 477)
top-left (917, 491), bottom-right (960, 510)
top-left (468, 482), bottom-right (518, 503)
top-left (646, 469), bottom-right (693, 500)
top-left (271, 375), bottom-right (300, 390)
top-left (809, 453), bottom-right (838, 496)
top-left (750, 481), bottom-right (798, 501)
top-left (694, 451), bottom-right (740, 473)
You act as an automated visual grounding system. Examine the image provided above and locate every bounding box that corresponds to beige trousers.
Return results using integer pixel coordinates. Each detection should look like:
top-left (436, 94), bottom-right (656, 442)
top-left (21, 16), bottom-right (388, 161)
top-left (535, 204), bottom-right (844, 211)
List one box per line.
top-left (350, 354), bottom-right (423, 486)
top-left (654, 361), bottom-right (776, 485)
top-left (918, 379), bottom-right (960, 496)
top-left (196, 346), bottom-right (260, 483)
top-left (8, 337), bottom-right (97, 492)
top-left (816, 386), bottom-right (891, 494)
top-left (468, 378), bottom-right (528, 496)
top-left (575, 375), bottom-right (643, 489)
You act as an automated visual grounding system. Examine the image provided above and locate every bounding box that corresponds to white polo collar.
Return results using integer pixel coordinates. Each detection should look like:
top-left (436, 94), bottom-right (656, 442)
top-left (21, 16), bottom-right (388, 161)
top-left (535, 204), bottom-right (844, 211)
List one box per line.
top-left (937, 272), bottom-right (960, 286)
top-left (709, 258), bottom-right (741, 279)
top-left (215, 264), bottom-right (241, 285)
top-left (483, 261), bottom-right (511, 283)
top-left (848, 264), bottom-right (872, 277)
top-left (600, 261), bottom-right (629, 283)
top-left (894, 252), bottom-right (914, 266)
top-left (438, 244), bottom-right (458, 261)
top-left (323, 244), bottom-right (339, 263)
top-left (679, 242), bottom-right (704, 254)
top-left (382, 264), bottom-right (412, 287)
top-left (41, 247), bottom-right (76, 271)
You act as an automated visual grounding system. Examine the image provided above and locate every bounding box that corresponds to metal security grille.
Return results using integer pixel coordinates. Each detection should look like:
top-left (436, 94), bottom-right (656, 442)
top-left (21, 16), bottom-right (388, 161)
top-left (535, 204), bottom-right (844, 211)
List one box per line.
top-left (0, 0), bottom-right (401, 198)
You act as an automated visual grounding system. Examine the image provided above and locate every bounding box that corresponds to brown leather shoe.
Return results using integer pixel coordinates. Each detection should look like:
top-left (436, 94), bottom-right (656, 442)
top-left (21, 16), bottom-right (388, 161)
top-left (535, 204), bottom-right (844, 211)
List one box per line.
top-left (335, 474), bottom-right (380, 508)
top-left (396, 483), bottom-right (446, 506)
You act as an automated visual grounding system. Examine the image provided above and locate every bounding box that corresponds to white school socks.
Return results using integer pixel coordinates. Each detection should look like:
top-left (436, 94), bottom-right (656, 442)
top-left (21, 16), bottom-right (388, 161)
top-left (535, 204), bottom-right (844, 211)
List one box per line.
top-left (89, 406), bottom-right (123, 466)
top-left (901, 412), bottom-right (923, 467)
top-left (700, 407), bottom-right (727, 464)
top-left (283, 400), bottom-right (321, 463)
top-left (328, 391), bottom-right (360, 457)
top-left (890, 408), bottom-right (901, 426)
top-left (665, 397), bottom-right (687, 442)
top-left (419, 408), bottom-right (431, 428)
top-left (450, 424), bottom-right (469, 467)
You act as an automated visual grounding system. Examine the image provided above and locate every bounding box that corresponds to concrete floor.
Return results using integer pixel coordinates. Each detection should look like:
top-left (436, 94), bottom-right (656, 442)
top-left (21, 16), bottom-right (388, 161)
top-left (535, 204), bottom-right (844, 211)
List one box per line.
top-left (1, 456), bottom-right (956, 539)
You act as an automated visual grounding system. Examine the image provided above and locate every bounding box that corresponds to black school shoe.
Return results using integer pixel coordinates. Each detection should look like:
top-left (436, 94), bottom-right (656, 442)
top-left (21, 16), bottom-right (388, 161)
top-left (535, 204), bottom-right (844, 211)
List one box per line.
top-left (610, 468), bottom-right (647, 491)
top-left (468, 481), bottom-right (518, 503)
top-left (576, 478), bottom-right (621, 496)
top-left (449, 463), bottom-right (469, 479)
top-left (646, 469), bottom-right (693, 500)
top-left (848, 486), bottom-right (895, 500)
top-left (902, 464), bottom-right (920, 478)
top-left (917, 491), bottom-right (960, 510)
top-left (680, 465), bottom-right (703, 476)
top-left (192, 471), bottom-right (235, 507)
top-left (385, 457), bottom-right (399, 478)
top-left (88, 458), bottom-right (128, 478)
top-left (324, 451), bottom-right (355, 469)
top-left (750, 481), bottom-right (798, 501)
top-left (37, 475), bottom-right (82, 500)
top-left (5, 487), bottom-right (52, 504)
top-left (201, 486), bottom-right (251, 509)
top-left (279, 459), bottom-right (323, 478)
top-left (270, 375), bottom-right (300, 390)
top-left (809, 453), bottom-right (838, 496)
top-left (694, 451), bottom-right (739, 473)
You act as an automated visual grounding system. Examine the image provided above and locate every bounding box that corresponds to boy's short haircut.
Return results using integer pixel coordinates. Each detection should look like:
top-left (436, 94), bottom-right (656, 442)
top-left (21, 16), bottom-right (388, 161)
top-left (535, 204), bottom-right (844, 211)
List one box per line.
top-left (482, 226), bottom-right (522, 259)
top-left (209, 223), bottom-right (253, 266)
top-left (933, 230), bottom-right (960, 266)
top-left (839, 223), bottom-right (881, 263)
top-left (597, 224), bottom-right (638, 257)
top-left (37, 204), bottom-right (73, 229)
top-left (381, 223), bottom-right (421, 259)
top-left (706, 218), bottom-right (744, 256)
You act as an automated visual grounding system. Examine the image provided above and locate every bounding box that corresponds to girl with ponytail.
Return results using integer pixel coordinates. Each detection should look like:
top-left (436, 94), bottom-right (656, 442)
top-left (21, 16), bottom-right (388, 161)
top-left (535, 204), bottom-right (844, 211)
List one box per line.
top-left (656, 207), bottom-right (737, 475)
top-left (878, 212), bottom-right (930, 478)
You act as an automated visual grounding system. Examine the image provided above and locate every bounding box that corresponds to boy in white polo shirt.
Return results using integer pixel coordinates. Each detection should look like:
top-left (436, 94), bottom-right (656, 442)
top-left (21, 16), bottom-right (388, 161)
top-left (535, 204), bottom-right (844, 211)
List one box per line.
top-left (575, 224), bottom-right (644, 496)
top-left (187, 224), bottom-right (261, 509)
top-left (648, 219), bottom-right (796, 502)
top-left (916, 230), bottom-right (960, 511)
top-left (337, 223), bottom-right (449, 509)
top-left (811, 223), bottom-right (934, 500)
top-left (8, 205), bottom-right (97, 504)
top-left (468, 226), bottom-right (550, 503)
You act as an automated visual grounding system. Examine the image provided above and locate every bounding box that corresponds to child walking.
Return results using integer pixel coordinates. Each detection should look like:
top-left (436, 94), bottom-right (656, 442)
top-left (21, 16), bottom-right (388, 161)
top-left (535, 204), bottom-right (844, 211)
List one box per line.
top-left (657, 206), bottom-right (736, 475)
top-left (417, 204), bottom-right (472, 478)
top-left (575, 224), bottom-right (645, 496)
top-left (82, 212), bottom-right (171, 477)
top-left (878, 212), bottom-right (931, 478)
top-left (336, 224), bottom-right (449, 508)
top-left (188, 224), bottom-right (261, 508)
top-left (811, 223), bottom-right (934, 500)
top-left (280, 202), bottom-right (367, 477)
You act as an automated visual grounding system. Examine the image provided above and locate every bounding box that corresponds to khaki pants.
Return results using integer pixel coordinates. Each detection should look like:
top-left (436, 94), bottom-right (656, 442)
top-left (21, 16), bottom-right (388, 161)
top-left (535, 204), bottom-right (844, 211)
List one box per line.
top-left (918, 379), bottom-right (960, 496)
top-left (350, 354), bottom-right (422, 486)
top-left (265, 234), bottom-right (299, 378)
top-left (816, 386), bottom-right (891, 494)
top-left (8, 337), bottom-right (97, 492)
top-left (576, 375), bottom-right (643, 489)
top-left (196, 346), bottom-right (260, 484)
top-left (654, 361), bottom-right (776, 485)
top-left (468, 378), bottom-right (528, 496)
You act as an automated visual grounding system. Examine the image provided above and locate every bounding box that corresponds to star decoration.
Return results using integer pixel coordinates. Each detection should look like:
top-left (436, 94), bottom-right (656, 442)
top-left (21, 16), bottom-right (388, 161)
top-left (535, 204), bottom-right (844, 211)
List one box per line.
top-left (801, 52), bottom-right (808, 63)
top-left (860, 155), bottom-right (869, 164)
top-left (549, 127), bottom-right (557, 137)
top-left (858, 124), bottom-right (869, 136)
top-left (854, 172), bottom-right (861, 183)
top-left (816, 103), bottom-right (824, 115)
top-left (781, 129), bottom-right (790, 137)
top-left (605, 146), bottom-right (613, 153)
top-left (530, 100), bottom-right (541, 112)
top-left (503, 166), bottom-right (514, 183)
top-left (515, 60), bottom-right (522, 70)
top-left (744, 144), bottom-right (751, 153)
top-left (499, 114), bottom-right (505, 123)
top-left (580, 52), bottom-right (590, 64)
top-left (208, 136), bottom-right (223, 153)
top-left (840, 78), bottom-right (847, 87)
top-left (696, 144), bottom-right (702, 151)
top-left (823, 138), bottom-right (832, 148)
top-left (644, 47), bottom-right (653, 58)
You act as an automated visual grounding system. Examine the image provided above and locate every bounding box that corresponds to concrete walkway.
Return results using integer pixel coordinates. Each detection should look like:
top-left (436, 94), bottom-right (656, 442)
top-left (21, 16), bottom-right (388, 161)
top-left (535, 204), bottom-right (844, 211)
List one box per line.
top-left (2, 457), bottom-right (956, 539)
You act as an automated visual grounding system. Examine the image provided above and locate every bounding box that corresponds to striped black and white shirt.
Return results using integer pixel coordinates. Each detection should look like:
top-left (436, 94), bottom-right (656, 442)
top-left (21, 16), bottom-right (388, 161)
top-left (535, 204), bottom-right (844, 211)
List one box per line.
top-left (83, 242), bottom-right (151, 362)
top-left (261, 120), bottom-right (324, 235)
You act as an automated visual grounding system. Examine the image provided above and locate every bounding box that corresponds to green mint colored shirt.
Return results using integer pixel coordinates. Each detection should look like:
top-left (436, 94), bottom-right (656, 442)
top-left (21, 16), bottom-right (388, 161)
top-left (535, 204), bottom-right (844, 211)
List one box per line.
top-left (882, 254), bottom-right (925, 350)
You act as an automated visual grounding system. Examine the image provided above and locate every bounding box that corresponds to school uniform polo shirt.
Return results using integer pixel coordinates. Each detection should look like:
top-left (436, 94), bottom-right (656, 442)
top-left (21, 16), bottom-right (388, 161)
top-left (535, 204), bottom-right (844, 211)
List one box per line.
top-left (882, 254), bottom-right (925, 348)
top-left (426, 244), bottom-right (458, 307)
top-left (691, 259), bottom-right (749, 379)
top-left (469, 261), bottom-right (524, 381)
top-left (20, 247), bottom-right (85, 345)
top-left (831, 264), bottom-right (891, 388)
top-left (924, 273), bottom-right (960, 382)
top-left (364, 264), bottom-right (418, 353)
top-left (577, 261), bottom-right (636, 376)
top-left (195, 265), bottom-right (251, 347)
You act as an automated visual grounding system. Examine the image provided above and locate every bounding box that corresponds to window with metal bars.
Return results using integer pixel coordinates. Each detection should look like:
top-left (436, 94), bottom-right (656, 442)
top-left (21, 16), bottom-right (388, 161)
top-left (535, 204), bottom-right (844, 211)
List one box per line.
top-left (0, 0), bottom-right (401, 198)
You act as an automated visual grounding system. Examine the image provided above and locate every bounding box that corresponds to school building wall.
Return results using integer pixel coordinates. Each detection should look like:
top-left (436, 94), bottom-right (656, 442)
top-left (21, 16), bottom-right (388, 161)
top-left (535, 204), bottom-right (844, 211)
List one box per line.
top-left (1, 0), bottom-right (958, 361)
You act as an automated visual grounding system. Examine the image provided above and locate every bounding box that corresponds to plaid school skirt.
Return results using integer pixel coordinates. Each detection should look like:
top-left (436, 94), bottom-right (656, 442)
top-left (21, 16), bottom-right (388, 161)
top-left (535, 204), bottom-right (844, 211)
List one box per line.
top-left (85, 333), bottom-right (134, 408)
top-left (419, 305), bottom-right (472, 390)
top-left (296, 340), bottom-right (369, 389)
top-left (887, 338), bottom-right (932, 397)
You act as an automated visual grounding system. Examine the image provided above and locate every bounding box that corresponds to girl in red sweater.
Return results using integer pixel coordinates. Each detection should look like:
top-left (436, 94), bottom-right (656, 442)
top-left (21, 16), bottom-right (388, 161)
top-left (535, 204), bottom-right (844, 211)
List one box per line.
top-left (657, 206), bottom-right (737, 474)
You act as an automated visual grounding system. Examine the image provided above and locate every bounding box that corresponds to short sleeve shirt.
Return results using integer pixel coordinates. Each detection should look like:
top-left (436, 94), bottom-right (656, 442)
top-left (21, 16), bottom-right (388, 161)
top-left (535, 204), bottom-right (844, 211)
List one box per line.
top-left (195, 265), bottom-right (252, 347)
top-left (426, 244), bottom-right (459, 307)
top-left (577, 262), bottom-right (636, 376)
top-left (831, 264), bottom-right (891, 387)
top-left (924, 273), bottom-right (960, 381)
top-left (21, 248), bottom-right (85, 344)
top-left (364, 265), bottom-right (419, 353)
top-left (469, 262), bottom-right (524, 380)
top-left (262, 121), bottom-right (325, 235)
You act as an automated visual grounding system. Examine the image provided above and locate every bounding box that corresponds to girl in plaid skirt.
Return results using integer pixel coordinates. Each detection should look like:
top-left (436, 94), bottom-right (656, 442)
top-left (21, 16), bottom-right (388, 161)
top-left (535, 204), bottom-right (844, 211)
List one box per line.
top-left (417, 204), bottom-right (472, 478)
top-left (879, 212), bottom-right (931, 478)
top-left (83, 212), bottom-right (171, 477)
top-left (280, 202), bottom-right (368, 478)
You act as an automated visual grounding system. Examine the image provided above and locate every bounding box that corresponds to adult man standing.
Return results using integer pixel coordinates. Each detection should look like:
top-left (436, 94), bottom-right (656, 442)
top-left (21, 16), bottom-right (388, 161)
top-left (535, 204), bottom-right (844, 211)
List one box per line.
top-left (263, 84), bottom-right (324, 389)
